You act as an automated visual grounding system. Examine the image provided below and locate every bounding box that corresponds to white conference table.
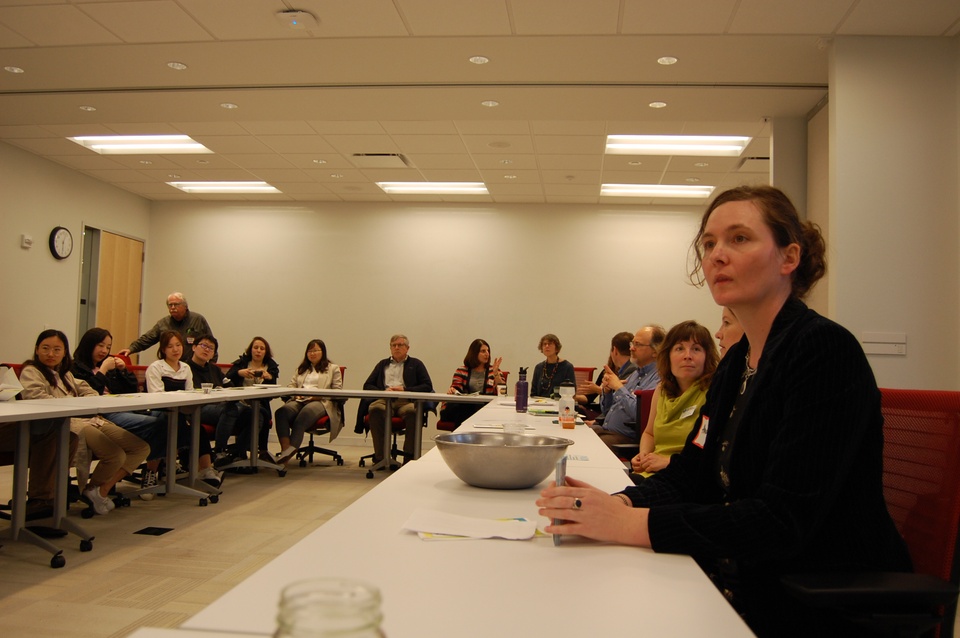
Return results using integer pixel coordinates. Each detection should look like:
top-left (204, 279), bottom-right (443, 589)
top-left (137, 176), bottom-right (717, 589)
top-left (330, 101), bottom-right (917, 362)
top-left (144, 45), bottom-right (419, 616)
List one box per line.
top-left (183, 399), bottom-right (754, 637)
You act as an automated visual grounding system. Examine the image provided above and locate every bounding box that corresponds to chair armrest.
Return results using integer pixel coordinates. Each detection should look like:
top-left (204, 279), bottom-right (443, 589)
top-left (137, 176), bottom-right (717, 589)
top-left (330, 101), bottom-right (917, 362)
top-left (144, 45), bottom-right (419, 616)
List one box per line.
top-left (610, 443), bottom-right (638, 461)
top-left (782, 572), bottom-right (959, 608)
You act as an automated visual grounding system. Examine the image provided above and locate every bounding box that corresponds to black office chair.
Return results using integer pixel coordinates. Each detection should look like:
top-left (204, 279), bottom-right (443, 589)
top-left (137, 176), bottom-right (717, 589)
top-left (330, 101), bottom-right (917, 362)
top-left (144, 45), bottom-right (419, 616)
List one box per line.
top-left (782, 388), bottom-right (960, 637)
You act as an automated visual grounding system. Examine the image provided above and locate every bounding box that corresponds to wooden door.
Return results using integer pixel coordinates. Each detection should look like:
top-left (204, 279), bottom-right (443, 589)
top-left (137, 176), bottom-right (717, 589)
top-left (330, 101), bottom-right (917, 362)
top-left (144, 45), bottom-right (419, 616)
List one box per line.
top-left (95, 231), bottom-right (144, 362)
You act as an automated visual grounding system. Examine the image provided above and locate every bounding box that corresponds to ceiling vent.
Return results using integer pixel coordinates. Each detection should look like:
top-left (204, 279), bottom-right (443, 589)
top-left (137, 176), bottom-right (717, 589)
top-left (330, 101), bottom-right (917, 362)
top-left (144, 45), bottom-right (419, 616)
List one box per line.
top-left (349, 153), bottom-right (413, 168)
top-left (736, 157), bottom-right (770, 172)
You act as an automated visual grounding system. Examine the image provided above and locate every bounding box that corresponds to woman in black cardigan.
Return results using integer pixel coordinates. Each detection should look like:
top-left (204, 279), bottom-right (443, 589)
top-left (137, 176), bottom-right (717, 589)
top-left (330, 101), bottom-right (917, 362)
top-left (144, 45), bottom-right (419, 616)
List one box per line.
top-left (537, 186), bottom-right (910, 637)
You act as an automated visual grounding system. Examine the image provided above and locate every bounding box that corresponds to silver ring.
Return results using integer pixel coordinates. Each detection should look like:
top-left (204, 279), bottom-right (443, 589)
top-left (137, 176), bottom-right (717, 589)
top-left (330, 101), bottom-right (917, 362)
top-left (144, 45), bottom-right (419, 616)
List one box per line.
top-left (573, 498), bottom-right (582, 510)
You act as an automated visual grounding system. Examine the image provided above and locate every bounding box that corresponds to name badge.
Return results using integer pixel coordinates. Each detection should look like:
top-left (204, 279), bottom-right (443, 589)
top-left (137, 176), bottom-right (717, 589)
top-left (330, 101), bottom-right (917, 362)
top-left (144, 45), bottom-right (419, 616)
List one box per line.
top-left (681, 405), bottom-right (697, 419)
top-left (692, 415), bottom-right (709, 448)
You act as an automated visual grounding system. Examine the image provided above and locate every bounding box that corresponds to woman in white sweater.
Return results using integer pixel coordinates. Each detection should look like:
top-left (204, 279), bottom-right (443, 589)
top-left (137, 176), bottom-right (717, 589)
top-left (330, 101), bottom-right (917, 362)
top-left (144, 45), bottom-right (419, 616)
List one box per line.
top-left (274, 339), bottom-right (343, 466)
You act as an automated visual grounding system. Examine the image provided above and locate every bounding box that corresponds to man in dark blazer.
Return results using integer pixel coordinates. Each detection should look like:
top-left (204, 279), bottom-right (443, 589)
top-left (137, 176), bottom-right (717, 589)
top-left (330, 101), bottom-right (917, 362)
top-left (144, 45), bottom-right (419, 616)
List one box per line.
top-left (361, 334), bottom-right (433, 464)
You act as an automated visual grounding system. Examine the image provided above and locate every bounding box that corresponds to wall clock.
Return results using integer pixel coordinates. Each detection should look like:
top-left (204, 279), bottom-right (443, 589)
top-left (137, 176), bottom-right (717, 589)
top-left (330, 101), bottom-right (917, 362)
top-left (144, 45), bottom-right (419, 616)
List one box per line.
top-left (49, 226), bottom-right (73, 260)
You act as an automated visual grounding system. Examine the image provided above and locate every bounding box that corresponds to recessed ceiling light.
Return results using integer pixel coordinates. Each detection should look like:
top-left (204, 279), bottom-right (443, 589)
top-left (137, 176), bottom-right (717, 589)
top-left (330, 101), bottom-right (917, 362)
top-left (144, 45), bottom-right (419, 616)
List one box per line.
top-left (481, 100), bottom-right (500, 107)
top-left (627, 161), bottom-right (643, 166)
top-left (606, 135), bottom-right (751, 157)
top-left (499, 159), bottom-right (513, 165)
top-left (312, 159), bottom-right (327, 164)
top-left (167, 181), bottom-right (281, 194)
top-left (694, 162), bottom-right (710, 167)
top-left (469, 56), bottom-right (489, 65)
top-left (648, 101), bottom-right (668, 109)
top-left (167, 61), bottom-right (188, 71)
top-left (79, 105), bottom-right (97, 112)
top-left (488, 141), bottom-right (511, 149)
top-left (196, 159), bottom-right (209, 164)
top-left (168, 173), bottom-right (181, 179)
top-left (220, 102), bottom-right (238, 109)
top-left (601, 184), bottom-right (715, 198)
top-left (139, 160), bottom-right (152, 165)
top-left (330, 173), bottom-right (344, 179)
top-left (685, 177), bottom-right (701, 183)
top-left (67, 134), bottom-right (213, 155)
top-left (377, 182), bottom-right (489, 195)
top-left (4, 66), bottom-right (24, 74)
top-left (657, 56), bottom-right (678, 65)
top-left (504, 175), bottom-right (517, 180)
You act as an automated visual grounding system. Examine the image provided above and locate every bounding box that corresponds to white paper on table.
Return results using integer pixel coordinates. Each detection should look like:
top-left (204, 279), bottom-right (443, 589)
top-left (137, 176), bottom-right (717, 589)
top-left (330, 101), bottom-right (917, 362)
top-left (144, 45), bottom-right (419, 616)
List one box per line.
top-left (402, 508), bottom-right (537, 541)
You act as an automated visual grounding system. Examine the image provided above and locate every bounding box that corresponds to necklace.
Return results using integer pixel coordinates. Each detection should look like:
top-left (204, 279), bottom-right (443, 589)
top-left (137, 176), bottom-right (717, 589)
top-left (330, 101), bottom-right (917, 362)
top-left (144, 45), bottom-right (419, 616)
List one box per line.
top-left (740, 349), bottom-right (757, 395)
top-left (540, 361), bottom-right (559, 395)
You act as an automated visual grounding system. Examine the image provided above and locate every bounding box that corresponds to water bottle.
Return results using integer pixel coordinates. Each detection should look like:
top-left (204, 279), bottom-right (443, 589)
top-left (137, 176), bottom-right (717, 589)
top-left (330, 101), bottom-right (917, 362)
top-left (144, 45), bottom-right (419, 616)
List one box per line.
top-left (557, 381), bottom-right (576, 429)
top-left (515, 367), bottom-right (528, 413)
top-left (275, 578), bottom-right (384, 638)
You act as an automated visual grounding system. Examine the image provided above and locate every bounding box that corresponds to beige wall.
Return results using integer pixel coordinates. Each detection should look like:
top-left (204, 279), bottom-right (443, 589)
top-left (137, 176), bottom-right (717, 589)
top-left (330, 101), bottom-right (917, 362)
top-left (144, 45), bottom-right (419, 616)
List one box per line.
top-left (0, 143), bottom-right (151, 362)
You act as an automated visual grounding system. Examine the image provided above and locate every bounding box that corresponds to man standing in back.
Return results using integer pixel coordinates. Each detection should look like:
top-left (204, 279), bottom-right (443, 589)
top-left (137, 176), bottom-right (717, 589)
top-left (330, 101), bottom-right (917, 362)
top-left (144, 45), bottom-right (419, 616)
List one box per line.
top-left (117, 292), bottom-right (214, 362)
top-left (362, 334), bottom-right (433, 465)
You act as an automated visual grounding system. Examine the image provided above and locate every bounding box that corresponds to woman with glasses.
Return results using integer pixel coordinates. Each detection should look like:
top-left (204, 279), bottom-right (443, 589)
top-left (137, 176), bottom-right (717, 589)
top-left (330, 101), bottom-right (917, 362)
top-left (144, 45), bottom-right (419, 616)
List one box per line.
top-left (20, 329), bottom-right (150, 515)
top-left (273, 339), bottom-right (343, 467)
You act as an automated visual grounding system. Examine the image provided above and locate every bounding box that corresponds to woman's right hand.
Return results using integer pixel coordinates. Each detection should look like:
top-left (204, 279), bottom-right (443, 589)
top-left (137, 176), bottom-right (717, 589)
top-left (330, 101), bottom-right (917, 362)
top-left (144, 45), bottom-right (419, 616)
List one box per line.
top-left (99, 356), bottom-right (117, 373)
top-left (447, 387), bottom-right (457, 394)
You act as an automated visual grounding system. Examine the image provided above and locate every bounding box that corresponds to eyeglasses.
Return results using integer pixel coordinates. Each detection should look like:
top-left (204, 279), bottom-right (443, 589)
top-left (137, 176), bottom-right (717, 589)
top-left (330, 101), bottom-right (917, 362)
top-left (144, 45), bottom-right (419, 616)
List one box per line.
top-left (631, 341), bottom-right (652, 349)
top-left (307, 349), bottom-right (323, 354)
top-left (197, 343), bottom-right (215, 351)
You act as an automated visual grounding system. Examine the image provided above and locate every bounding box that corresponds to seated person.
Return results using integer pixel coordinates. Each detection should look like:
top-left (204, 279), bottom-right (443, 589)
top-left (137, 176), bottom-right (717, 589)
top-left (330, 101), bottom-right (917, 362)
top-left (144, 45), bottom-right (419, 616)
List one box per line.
top-left (715, 306), bottom-right (745, 359)
top-left (145, 330), bottom-right (221, 488)
top-left (21, 329), bottom-right (150, 515)
top-left (217, 336), bottom-right (279, 465)
top-left (274, 339), bottom-right (342, 467)
top-left (72, 327), bottom-right (165, 460)
top-left (590, 324), bottom-right (666, 447)
top-left (629, 320), bottom-right (718, 481)
top-left (439, 339), bottom-right (504, 427)
top-left (362, 334), bottom-right (433, 465)
top-left (530, 333), bottom-right (576, 398)
top-left (576, 331), bottom-right (636, 420)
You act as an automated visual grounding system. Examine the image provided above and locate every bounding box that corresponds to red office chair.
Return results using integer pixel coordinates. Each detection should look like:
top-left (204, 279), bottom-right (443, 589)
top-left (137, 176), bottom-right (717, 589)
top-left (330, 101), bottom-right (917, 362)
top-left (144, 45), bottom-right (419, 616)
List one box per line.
top-left (436, 371), bottom-right (509, 432)
top-left (295, 367), bottom-right (346, 468)
top-left (610, 388), bottom-right (655, 462)
top-left (783, 388), bottom-right (960, 637)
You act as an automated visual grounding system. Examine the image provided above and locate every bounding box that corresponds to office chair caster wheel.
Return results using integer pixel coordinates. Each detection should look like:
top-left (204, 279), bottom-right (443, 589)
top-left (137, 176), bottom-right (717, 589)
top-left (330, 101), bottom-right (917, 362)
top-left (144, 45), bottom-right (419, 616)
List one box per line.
top-left (209, 494), bottom-right (219, 504)
top-left (80, 539), bottom-right (93, 552)
top-left (114, 495), bottom-right (131, 508)
top-left (50, 552), bottom-right (66, 569)
top-left (277, 469), bottom-right (287, 477)
top-left (359, 459), bottom-right (366, 467)
top-left (299, 459), bottom-right (307, 468)
top-left (81, 507), bottom-right (94, 519)
top-left (336, 457), bottom-right (344, 466)
top-left (199, 498), bottom-right (208, 507)
top-left (366, 470), bottom-right (374, 479)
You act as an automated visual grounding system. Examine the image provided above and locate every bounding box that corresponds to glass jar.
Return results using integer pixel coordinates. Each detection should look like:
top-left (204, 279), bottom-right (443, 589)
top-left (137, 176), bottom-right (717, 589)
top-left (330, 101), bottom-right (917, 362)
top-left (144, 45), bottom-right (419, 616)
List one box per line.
top-left (275, 578), bottom-right (384, 638)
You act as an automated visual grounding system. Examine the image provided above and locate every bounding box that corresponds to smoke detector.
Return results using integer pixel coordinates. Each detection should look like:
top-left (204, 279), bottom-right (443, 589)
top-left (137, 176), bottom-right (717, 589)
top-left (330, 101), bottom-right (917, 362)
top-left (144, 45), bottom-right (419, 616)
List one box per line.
top-left (276, 10), bottom-right (319, 30)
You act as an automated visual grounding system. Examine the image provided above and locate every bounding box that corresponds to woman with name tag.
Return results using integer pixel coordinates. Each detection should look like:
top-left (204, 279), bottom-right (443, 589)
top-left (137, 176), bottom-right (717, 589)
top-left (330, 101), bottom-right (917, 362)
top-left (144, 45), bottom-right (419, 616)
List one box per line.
top-left (629, 320), bottom-right (717, 481)
top-left (439, 338), bottom-right (504, 427)
top-left (715, 306), bottom-right (744, 359)
top-left (537, 185), bottom-right (910, 637)
top-left (21, 329), bottom-right (150, 515)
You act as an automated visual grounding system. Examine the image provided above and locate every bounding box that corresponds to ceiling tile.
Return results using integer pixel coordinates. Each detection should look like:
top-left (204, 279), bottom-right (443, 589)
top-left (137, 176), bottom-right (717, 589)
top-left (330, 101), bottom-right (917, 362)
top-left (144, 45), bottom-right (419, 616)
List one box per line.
top-left (839, 0), bottom-right (960, 36)
top-left (79, 1), bottom-right (215, 44)
top-left (511, 0), bottom-right (621, 35)
top-left (461, 134), bottom-right (535, 154)
top-left (621, 0), bottom-right (738, 34)
top-left (397, 0), bottom-right (511, 35)
top-left (729, 0), bottom-right (854, 35)
top-left (0, 5), bottom-right (121, 45)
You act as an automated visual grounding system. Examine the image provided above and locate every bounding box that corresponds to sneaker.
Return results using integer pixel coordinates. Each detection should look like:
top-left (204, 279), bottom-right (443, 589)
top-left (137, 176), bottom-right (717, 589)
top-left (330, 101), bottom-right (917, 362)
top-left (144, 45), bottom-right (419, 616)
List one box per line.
top-left (258, 450), bottom-right (277, 463)
top-left (213, 451), bottom-right (235, 469)
top-left (83, 485), bottom-right (113, 515)
top-left (139, 468), bottom-right (158, 501)
top-left (198, 466), bottom-right (223, 488)
top-left (277, 445), bottom-right (298, 466)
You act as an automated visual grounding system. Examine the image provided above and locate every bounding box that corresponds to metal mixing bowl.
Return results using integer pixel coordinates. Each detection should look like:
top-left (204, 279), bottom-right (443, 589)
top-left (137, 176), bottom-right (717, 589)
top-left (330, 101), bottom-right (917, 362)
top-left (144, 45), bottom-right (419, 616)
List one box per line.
top-left (434, 431), bottom-right (574, 489)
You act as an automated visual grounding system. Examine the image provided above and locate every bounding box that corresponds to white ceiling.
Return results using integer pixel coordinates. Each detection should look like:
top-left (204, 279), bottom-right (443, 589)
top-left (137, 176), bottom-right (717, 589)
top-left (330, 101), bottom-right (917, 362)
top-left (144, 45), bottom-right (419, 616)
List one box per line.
top-left (1, 0), bottom-right (958, 205)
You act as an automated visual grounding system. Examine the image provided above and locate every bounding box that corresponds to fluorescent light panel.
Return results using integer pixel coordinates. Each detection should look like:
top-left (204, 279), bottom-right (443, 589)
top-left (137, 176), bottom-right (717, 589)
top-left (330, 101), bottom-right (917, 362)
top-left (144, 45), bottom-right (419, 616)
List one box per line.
top-left (605, 135), bottom-right (750, 157)
top-left (377, 182), bottom-right (488, 195)
top-left (167, 181), bottom-right (280, 194)
top-left (69, 135), bottom-right (212, 154)
top-left (601, 184), bottom-right (715, 198)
